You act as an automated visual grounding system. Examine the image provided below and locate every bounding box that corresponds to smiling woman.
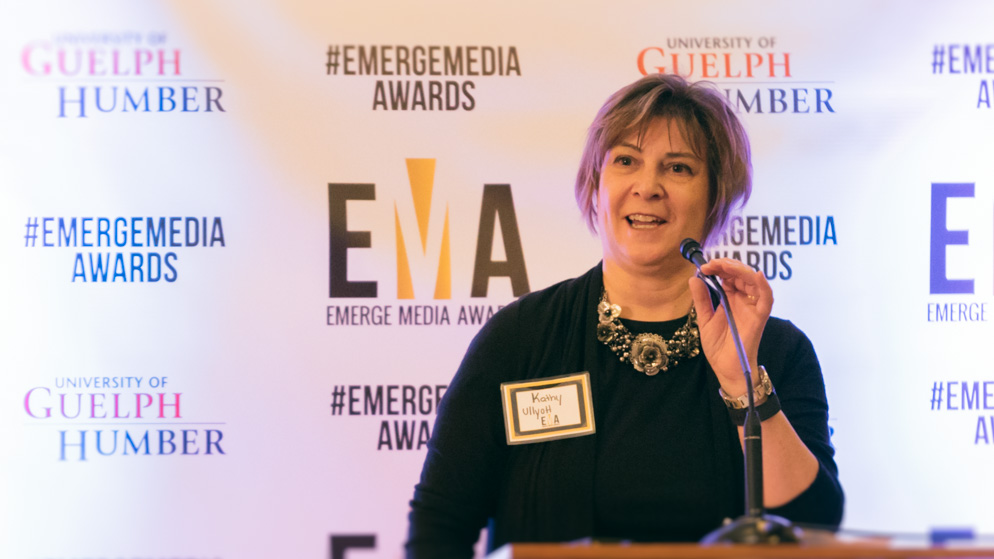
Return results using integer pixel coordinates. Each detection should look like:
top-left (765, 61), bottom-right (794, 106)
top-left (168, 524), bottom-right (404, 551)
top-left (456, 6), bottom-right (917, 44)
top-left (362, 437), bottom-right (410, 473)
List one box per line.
top-left (406, 74), bottom-right (843, 558)
top-left (596, 119), bottom-right (711, 299)
top-left (575, 75), bottom-right (752, 248)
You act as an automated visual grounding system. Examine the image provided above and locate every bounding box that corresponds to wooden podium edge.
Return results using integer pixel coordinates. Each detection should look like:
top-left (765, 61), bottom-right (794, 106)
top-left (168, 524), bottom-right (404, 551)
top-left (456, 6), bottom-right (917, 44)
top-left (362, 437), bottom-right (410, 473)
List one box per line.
top-left (488, 541), bottom-right (994, 559)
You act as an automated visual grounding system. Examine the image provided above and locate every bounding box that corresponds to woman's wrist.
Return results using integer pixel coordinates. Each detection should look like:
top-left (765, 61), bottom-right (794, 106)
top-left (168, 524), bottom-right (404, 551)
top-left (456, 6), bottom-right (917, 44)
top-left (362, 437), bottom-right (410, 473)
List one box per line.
top-left (719, 366), bottom-right (779, 425)
top-left (718, 365), bottom-right (773, 409)
top-left (716, 361), bottom-right (762, 397)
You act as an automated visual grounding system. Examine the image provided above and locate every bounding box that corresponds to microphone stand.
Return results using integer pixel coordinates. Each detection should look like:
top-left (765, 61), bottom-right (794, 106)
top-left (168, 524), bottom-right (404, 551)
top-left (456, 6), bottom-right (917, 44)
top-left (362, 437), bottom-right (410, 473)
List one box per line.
top-left (681, 240), bottom-right (799, 545)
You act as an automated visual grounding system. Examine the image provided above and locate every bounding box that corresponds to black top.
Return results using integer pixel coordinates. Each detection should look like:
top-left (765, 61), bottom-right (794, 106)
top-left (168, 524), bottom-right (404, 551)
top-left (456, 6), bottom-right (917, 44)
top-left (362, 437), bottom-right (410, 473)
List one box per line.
top-left (406, 265), bottom-right (844, 558)
top-left (594, 318), bottom-right (728, 541)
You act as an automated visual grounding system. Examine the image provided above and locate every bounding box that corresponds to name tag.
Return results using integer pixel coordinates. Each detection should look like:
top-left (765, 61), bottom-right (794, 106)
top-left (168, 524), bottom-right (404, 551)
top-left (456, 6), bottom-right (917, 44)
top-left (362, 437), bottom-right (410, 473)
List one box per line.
top-left (500, 372), bottom-right (595, 445)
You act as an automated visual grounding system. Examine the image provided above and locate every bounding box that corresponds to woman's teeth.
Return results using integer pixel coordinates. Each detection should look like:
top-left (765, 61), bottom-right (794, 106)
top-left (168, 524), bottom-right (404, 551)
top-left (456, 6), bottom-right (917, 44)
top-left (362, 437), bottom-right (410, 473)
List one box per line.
top-left (627, 215), bottom-right (663, 229)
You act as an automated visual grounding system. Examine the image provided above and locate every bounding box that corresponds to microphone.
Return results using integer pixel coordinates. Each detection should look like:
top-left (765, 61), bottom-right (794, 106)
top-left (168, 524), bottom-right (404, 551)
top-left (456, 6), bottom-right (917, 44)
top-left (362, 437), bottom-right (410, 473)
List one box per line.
top-left (679, 238), bottom-right (722, 298)
top-left (680, 237), bottom-right (799, 545)
top-left (678, 237), bottom-right (707, 268)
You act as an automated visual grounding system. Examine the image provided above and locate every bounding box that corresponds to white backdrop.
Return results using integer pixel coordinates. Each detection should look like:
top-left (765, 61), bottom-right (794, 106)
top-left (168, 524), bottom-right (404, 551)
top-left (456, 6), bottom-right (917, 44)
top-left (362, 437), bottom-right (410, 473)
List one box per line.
top-left (2, 1), bottom-right (994, 557)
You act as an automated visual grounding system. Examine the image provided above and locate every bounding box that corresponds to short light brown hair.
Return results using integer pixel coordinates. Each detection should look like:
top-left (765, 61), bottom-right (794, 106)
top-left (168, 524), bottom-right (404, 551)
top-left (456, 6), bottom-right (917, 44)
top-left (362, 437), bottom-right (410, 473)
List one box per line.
top-left (575, 74), bottom-right (752, 246)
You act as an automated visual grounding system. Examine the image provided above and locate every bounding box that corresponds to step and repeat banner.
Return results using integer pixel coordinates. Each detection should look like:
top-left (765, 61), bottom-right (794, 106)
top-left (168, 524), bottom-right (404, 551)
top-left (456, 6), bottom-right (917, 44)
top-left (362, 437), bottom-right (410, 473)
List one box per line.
top-left (2, 1), bottom-right (994, 557)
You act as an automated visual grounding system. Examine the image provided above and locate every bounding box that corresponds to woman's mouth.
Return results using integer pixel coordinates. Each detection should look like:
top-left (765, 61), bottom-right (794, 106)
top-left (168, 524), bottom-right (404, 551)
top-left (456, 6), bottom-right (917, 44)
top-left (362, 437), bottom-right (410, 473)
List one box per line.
top-left (626, 214), bottom-right (666, 229)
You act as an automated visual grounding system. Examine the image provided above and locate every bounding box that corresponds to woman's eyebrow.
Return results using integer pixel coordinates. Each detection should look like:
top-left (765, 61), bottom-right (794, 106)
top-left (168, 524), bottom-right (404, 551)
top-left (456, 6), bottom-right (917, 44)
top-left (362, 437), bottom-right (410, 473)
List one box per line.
top-left (614, 141), bottom-right (641, 152)
top-left (613, 143), bottom-right (701, 160)
top-left (665, 151), bottom-right (701, 159)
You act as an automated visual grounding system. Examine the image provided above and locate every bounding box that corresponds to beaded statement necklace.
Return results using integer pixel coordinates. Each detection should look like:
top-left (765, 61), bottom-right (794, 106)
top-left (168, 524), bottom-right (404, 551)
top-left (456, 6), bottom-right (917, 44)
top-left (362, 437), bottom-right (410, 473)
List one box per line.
top-left (596, 290), bottom-right (702, 376)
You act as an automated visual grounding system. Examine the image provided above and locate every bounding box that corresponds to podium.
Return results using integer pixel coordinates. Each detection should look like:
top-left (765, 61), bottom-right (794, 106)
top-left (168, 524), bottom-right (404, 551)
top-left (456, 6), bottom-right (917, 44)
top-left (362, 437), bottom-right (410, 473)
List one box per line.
top-left (487, 542), bottom-right (994, 559)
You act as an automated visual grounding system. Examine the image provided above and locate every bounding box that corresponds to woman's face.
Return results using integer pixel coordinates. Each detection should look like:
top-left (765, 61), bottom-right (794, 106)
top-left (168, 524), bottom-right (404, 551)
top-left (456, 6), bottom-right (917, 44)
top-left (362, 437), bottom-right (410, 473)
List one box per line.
top-left (596, 117), bottom-right (710, 273)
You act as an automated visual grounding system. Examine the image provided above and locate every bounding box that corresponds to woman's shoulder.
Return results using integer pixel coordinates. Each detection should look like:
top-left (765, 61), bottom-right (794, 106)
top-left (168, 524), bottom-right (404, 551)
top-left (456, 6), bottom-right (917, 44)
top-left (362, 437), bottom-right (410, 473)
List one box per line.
top-left (485, 265), bottom-right (600, 331)
top-left (462, 265), bottom-right (599, 364)
top-left (758, 316), bottom-right (822, 384)
top-left (453, 265), bottom-right (600, 384)
top-left (762, 316), bottom-right (803, 340)
top-left (760, 316), bottom-right (814, 350)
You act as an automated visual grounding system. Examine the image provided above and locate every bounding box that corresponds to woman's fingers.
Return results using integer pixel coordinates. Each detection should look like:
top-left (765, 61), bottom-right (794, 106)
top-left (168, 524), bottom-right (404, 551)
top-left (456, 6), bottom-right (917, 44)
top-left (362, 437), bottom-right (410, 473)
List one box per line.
top-left (699, 258), bottom-right (773, 312)
top-left (688, 275), bottom-right (716, 325)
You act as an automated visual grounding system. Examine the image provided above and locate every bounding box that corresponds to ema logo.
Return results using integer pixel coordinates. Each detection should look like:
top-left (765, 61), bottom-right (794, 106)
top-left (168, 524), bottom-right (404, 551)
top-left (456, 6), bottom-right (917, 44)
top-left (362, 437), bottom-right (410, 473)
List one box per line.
top-left (637, 36), bottom-right (835, 115)
top-left (327, 159), bottom-right (530, 326)
top-left (395, 159), bottom-right (453, 300)
top-left (329, 535), bottom-right (375, 559)
top-left (20, 31), bottom-right (225, 118)
top-left (928, 182), bottom-right (991, 322)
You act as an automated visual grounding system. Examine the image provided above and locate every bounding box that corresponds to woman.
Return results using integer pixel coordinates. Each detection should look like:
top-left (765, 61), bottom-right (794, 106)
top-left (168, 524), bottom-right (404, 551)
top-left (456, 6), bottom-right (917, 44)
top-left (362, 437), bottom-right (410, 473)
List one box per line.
top-left (406, 74), bottom-right (843, 557)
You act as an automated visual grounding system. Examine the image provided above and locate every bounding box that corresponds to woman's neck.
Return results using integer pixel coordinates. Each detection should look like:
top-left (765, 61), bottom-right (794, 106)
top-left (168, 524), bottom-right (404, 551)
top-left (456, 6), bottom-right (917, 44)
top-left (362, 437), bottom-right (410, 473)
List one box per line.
top-left (601, 260), bottom-right (696, 321)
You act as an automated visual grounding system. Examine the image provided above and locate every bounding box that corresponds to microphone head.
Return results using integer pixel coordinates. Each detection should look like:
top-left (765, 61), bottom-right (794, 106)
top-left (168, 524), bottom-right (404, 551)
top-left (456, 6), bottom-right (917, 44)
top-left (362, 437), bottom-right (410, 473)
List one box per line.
top-left (680, 238), bottom-right (702, 261)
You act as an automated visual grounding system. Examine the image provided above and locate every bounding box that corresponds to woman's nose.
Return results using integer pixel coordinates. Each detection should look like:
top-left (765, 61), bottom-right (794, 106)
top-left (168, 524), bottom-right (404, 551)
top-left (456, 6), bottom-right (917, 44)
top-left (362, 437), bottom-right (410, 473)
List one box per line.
top-left (632, 171), bottom-right (665, 199)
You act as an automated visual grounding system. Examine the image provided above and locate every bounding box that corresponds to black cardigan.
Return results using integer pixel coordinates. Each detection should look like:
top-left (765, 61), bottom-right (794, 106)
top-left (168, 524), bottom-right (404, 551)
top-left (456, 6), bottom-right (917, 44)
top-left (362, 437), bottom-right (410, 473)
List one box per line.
top-left (407, 265), bottom-right (843, 557)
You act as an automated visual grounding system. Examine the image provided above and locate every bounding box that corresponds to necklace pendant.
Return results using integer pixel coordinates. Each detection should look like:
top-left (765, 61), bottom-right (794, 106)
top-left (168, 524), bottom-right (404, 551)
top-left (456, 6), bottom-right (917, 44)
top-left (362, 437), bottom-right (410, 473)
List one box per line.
top-left (596, 288), bottom-right (700, 376)
top-left (596, 323), bottom-right (617, 343)
top-left (630, 333), bottom-right (668, 375)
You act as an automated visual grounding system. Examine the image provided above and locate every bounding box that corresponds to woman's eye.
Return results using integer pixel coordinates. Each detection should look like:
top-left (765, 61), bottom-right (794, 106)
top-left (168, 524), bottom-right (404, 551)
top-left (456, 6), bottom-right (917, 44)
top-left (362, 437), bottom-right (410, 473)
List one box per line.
top-left (671, 163), bottom-right (691, 174)
top-left (615, 156), bottom-right (634, 166)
